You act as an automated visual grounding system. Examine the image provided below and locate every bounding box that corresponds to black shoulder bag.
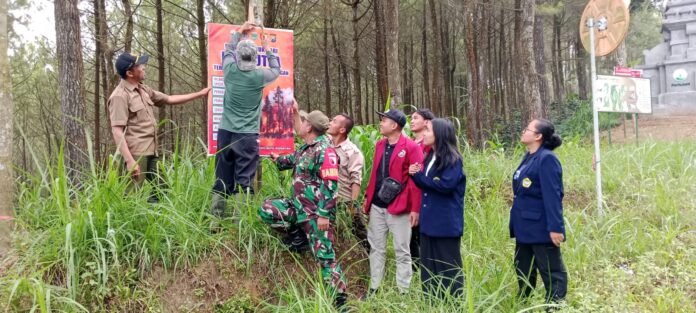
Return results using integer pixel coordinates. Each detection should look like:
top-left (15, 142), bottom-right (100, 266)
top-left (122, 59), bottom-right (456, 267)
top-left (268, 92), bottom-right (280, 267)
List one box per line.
top-left (376, 146), bottom-right (404, 205)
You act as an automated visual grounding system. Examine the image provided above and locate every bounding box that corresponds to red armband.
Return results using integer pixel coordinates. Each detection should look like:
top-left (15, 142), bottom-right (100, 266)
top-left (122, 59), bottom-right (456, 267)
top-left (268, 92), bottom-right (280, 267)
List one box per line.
top-left (320, 148), bottom-right (339, 181)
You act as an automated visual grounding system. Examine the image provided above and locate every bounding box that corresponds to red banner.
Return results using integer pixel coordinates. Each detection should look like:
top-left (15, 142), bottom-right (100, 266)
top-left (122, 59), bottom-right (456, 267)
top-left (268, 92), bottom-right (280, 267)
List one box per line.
top-left (613, 66), bottom-right (643, 78)
top-left (207, 23), bottom-right (295, 156)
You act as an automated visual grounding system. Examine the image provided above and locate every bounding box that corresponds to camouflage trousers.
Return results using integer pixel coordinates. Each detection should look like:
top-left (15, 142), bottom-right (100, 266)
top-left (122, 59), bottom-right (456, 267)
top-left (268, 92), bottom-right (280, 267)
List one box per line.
top-left (259, 198), bottom-right (348, 295)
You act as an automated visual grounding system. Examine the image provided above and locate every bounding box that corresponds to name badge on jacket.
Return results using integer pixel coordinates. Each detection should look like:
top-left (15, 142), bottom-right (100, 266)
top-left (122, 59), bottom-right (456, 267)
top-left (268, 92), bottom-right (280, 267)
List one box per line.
top-left (522, 178), bottom-right (532, 188)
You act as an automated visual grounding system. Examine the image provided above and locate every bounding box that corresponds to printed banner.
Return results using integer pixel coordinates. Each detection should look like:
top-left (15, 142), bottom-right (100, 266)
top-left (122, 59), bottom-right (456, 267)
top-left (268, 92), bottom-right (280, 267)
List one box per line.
top-left (613, 66), bottom-right (643, 78)
top-left (207, 23), bottom-right (295, 156)
top-left (596, 75), bottom-right (652, 114)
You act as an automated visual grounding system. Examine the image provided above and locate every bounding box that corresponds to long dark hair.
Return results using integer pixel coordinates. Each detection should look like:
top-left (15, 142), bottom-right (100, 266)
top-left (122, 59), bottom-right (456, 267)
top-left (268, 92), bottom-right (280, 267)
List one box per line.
top-left (426, 118), bottom-right (462, 172)
top-left (535, 118), bottom-right (562, 150)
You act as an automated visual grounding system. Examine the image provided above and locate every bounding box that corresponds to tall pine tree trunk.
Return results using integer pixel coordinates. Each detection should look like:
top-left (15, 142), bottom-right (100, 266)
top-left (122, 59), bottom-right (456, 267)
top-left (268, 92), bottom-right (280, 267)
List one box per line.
top-left (518, 0), bottom-right (543, 120)
top-left (533, 5), bottom-right (549, 116)
top-left (123, 0), bottom-right (133, 52)
top-left (421, 1), bottom-right (431, 111)
top-left (156, 0), bottom-right (168, 151)
top-left (428, 0), bottom-right (444, 115)
top-left (478, 0), bottom-right (490, 132)
top-left (513, 0), bottom-right (522, 120)
top-left (445, 13), bottom-right (456, 116)
top-left (329, 19), bottom-right (349, 113)
top-left (0, 0), bottom-right (14, 253)
top-left (55, 0), bottom-right (88, 183)
top-left (383, 0), bottom-right (401, 107)
top-left (93, 0), bottom-right (102, 161)
top-left (350, 0), bottom-right (363, 124)
top-left (402, 16), bottom-right (415, 108)
top-left (374, 0), bottom-right (388, 108)
top-left (197, 0), bottom-right (207, 139)
top-left (575, 32), bottom-right (589, 100)
top-left (552, 14), bottom-right (565, 102)
top-left (463, 0), bottom-right (483, 148)
top-left (323, 15), bottom-right (332, 116)
top-left (97, 0), bottom-right (114, 102)
top-left (498, 8), bottom-right (506, 118)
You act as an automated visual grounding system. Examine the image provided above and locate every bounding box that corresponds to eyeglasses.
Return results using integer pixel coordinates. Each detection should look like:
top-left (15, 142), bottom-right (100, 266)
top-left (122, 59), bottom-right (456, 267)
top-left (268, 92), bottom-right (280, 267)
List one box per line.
top-left (522, 128), bottom-right (539, 134)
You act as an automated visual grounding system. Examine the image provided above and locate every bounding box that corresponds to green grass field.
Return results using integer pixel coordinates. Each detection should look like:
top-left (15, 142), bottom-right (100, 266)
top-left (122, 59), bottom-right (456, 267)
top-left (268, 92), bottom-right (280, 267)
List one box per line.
top-left (1, 127), bottom-right (695, 312)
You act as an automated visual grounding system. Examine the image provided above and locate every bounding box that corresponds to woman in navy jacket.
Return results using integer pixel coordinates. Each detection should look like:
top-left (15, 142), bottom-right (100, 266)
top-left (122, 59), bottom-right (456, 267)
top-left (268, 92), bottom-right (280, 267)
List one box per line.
top-left (510, 118), bottom-right (568, 303)
top-left (408, 118), bottom-right (466, 297)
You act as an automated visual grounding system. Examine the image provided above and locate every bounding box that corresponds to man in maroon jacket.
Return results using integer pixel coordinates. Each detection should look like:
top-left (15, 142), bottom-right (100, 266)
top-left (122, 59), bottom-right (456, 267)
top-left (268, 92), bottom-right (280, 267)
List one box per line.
top-left (363, 108), bottom-right (424, 295)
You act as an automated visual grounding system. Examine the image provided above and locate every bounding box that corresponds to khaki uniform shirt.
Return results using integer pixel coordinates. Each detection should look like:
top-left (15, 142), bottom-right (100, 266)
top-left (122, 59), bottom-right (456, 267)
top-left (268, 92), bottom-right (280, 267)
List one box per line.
top-left (108, 80), bottom-right (168, 156)
top-left (334, 138), bottom-right (364, 202)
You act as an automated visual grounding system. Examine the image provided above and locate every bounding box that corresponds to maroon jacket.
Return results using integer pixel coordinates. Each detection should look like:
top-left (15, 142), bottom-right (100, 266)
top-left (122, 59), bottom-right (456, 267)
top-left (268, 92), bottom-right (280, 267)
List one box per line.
top-left (363, 134), bottom-right (424, 215)
top-left (415, 138), bottom-right (432, 155)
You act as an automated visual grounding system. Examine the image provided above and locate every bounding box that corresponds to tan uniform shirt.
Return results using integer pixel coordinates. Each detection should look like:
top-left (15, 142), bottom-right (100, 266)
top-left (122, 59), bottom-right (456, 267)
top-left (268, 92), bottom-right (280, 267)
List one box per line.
top-left (334, 138), bottom-right (364, 202)
top-left (108, 80), bottom-right (168, 156)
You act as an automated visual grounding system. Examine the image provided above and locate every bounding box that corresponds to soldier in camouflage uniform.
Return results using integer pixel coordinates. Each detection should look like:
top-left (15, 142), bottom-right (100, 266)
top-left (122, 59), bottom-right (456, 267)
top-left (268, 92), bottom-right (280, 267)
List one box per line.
top-left (259, 105), bottom-right (348, 309)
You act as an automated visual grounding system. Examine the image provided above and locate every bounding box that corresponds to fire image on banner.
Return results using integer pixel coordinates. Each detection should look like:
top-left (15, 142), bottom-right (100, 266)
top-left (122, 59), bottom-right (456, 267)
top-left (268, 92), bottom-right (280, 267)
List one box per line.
top-left (595, 75), bottom-right (652, 114)
top-left (206, 23), bottom-right (295, 156)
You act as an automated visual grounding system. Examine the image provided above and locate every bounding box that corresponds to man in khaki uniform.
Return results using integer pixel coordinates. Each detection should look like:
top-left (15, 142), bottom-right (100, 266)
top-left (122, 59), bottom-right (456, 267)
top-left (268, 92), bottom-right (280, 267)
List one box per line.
top-left (327, 113), bottom-right (368, 251)
top-left (108, 52), bottom-right (210, 202)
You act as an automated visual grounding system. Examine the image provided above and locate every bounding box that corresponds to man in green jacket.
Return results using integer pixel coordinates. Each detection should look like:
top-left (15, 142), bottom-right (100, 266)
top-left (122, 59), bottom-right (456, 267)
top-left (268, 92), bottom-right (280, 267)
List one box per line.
top-left (211, 21), bottom-right (280, 220)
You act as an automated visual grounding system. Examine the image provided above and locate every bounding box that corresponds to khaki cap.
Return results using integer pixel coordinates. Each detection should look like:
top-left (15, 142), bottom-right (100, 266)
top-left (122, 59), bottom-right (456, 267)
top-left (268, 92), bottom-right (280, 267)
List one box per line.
top-left (299, 110), bottom-right (330, 131)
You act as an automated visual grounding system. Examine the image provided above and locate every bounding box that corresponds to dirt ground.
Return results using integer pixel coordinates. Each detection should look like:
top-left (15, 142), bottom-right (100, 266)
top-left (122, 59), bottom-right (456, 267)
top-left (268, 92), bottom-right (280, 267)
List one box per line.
top-left (147, 230), bottom-right (370, 312)
top-left (603, 114), bottom-right (696, 144)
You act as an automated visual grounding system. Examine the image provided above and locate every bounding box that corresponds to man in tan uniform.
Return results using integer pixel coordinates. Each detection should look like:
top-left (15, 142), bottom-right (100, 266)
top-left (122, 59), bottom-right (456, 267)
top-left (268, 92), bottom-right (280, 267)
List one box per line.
top-left (108, 52), bottom-right (210, 202)
top-left (327, 113), bottom-right (368, 251)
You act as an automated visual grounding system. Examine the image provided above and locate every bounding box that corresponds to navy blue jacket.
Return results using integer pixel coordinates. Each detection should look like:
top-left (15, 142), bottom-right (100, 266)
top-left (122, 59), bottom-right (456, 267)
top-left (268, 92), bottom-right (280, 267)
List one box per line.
top-left (412, 157), bottom-right (466, 237)
top-left (509, 147), bottom-right (565, 244)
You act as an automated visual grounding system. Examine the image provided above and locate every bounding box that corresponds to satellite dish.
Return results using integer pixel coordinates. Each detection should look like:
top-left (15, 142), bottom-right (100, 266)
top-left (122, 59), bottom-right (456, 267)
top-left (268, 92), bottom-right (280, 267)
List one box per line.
top-left (579, 0), bottom-right (630, 57)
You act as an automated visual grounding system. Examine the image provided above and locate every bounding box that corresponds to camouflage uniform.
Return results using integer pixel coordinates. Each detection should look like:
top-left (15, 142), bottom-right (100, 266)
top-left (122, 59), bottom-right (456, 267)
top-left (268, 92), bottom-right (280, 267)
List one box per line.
top-left (258, 134), bottom-right (347, 295)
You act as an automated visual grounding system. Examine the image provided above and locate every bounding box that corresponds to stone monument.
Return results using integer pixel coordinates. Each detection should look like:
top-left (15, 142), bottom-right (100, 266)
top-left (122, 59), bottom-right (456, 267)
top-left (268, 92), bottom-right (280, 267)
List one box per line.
top-left (639, 0), bottom-right (696, 114)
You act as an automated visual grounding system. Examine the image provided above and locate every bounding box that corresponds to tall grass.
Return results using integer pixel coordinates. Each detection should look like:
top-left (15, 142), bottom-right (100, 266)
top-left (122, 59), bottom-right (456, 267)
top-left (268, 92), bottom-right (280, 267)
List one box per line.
top-left (1, 126), bottom-right (695, 312)
top-left (1, 133), bottom-right (227, 311)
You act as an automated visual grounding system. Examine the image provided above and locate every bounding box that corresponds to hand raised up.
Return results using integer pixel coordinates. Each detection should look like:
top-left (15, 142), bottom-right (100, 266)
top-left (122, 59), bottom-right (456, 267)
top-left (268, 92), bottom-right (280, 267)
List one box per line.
top-left (239, 21), bottom-right (255, 34)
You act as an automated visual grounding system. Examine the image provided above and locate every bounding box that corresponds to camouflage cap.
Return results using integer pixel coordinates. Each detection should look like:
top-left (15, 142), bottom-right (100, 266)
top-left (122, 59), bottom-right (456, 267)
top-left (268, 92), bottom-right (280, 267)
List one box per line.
top-left (299, 110), bottom-right (330, 131)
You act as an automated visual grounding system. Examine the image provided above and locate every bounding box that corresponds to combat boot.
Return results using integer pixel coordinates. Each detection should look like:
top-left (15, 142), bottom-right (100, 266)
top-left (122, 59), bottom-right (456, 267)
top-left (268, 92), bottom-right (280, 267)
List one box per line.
top-left (283, 226), bottom-right (308, 253)
top-left (334, 293), bottom-right (348, 312)
top-left (209, 193), bottom-right (227, 233)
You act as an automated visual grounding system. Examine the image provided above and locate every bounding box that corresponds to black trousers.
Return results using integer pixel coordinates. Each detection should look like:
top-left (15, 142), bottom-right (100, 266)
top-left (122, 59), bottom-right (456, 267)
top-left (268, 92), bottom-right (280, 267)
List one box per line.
top-left (212, 130), bottom-right (260, 196)
top-left (420, 234), bottom-right (464, 298)
top-left (514, 243), bottom-right (568, 302)
top-left (410, 225), bottom-right (421, 269)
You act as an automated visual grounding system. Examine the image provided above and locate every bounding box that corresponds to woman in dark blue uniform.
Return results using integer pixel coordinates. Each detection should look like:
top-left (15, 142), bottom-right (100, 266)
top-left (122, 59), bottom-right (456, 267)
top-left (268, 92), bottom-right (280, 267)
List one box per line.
top-left (408, 118), bottom-right (466, 298)
top-left (510, 118), bottom-right (567, 303)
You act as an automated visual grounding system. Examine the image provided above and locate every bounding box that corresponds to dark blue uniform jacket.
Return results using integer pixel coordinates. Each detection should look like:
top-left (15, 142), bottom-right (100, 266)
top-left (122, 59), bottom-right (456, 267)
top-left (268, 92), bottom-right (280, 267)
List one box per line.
top-left (413, 158), bottom-right (466, 237)
top-left (510, 147), bottom-right (565, 244)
